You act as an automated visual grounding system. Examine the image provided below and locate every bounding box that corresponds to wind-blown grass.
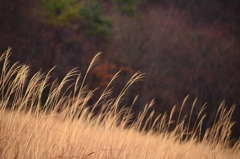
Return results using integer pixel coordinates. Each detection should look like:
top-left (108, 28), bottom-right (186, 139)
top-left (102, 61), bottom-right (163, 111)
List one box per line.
top-left (0, 48), bottom-right (239, 158)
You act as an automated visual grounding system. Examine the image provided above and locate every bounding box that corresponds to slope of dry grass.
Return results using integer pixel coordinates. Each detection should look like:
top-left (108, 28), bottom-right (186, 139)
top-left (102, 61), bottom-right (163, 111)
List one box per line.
top-left (0, 48), bottom-right (239, 159)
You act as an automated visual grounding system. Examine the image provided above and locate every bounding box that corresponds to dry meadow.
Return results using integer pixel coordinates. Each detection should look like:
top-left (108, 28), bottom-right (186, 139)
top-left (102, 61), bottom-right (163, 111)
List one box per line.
top-left (0, 49), bottom-right (239, 159)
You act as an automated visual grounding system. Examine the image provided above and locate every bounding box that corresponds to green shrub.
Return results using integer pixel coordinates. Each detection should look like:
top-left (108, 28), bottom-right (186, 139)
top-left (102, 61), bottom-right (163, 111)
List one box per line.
top-left (40, 0), bottom-right (84, 25)
top-left (39, 0), bottom-right (111, 39)
top-left (80, 1), bottom-right (112, 39)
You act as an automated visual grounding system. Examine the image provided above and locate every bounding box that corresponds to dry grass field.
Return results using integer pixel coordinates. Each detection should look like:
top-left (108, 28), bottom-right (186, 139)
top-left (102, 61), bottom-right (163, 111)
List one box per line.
top-left (0, 49), bottom-right (240, 159)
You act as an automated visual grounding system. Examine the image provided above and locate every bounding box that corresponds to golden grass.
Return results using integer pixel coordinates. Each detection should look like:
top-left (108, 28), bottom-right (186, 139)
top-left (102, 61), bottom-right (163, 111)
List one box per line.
top-left (0, 48), bottom-right (240, 159)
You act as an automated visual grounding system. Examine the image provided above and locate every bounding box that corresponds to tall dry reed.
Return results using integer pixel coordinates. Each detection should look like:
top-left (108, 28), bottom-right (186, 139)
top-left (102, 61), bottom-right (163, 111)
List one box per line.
top-left (0, 48), bottom-right (239, 159)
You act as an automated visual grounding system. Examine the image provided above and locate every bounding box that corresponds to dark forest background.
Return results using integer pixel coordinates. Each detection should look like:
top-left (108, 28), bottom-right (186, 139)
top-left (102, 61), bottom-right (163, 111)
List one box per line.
top-left (0, 0), bottom-right (240, 139)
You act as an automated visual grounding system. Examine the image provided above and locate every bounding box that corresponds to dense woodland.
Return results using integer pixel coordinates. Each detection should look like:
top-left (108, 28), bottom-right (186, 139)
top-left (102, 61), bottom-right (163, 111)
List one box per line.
top-left (0, 0), bottom-right (240, 139)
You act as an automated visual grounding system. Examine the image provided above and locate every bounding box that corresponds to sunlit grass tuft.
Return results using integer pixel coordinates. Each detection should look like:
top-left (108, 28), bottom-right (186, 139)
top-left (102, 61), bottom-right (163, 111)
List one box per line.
top-left (0, 48), bottom-right (239, 158)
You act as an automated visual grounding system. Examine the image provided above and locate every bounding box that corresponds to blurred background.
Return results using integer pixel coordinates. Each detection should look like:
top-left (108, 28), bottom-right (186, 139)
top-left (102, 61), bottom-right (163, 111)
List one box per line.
top-left (0, 0), bottom-right (240, 139)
